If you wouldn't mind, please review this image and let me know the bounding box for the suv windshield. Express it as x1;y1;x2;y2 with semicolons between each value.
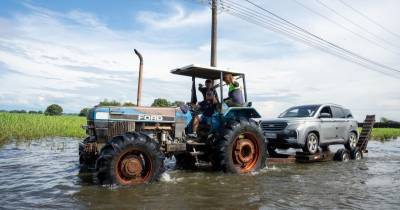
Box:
279;105;320;118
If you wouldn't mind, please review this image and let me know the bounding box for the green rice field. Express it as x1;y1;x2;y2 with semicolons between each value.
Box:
0;113;399;145
0;113;86;144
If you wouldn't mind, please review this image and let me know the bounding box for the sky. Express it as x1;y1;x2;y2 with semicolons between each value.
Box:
0;0;399;121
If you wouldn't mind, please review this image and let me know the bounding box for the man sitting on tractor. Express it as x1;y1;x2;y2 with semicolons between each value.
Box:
199;79;218;101
223;73;244;107
190;90;218;138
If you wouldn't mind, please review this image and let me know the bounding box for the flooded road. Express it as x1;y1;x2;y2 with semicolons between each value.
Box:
0;138;399;209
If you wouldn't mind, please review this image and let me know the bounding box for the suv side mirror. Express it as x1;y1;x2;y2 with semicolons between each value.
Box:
319;113;331;118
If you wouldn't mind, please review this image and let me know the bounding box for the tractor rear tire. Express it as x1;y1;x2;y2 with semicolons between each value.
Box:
96;132;164;185
212;119;267;173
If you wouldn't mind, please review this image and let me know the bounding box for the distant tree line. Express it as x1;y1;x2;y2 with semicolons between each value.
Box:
151;98;185;107
77;98;185;117
0;104;64;116
2;98;186;118
0;110;43;114
358;117;400;128
95;98;185;108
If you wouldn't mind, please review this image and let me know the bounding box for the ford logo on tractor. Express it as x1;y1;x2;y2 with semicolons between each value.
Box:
138;114;163;121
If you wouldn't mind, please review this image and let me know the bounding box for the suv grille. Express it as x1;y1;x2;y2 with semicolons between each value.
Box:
261;122;288;131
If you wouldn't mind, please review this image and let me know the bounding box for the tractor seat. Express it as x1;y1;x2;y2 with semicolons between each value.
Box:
243;102;252;107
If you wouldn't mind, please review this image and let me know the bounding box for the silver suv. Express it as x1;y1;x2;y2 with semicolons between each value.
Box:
260;104;358;154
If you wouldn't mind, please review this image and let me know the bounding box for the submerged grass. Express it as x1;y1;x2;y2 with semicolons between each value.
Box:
0;113;86;145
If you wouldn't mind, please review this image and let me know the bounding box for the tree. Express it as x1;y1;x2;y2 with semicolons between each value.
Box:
123;101;136;106
380;117;389;123
151;98;171;107
45;104;63;116
79;108;90;117
98;99;121;106
171;101;185;107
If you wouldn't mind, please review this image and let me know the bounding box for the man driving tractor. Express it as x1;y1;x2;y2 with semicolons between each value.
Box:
199;79;219;101
190;90;218;138
223;73;244;107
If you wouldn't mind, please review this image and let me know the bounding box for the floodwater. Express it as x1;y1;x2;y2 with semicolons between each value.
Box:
0;138;399;210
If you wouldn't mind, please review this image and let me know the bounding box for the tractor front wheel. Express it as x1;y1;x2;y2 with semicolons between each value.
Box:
212;119;267;173
79;137;98;173
96;132;164;185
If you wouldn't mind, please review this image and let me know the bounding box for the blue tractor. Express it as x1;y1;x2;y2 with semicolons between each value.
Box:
79;65;267;186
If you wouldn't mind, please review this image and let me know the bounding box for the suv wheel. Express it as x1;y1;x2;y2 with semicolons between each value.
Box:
350;148;363;160
345;132;358;150
334;149;350;162
303;132;319;154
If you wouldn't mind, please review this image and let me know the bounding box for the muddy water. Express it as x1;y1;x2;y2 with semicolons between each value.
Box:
0;138;399;210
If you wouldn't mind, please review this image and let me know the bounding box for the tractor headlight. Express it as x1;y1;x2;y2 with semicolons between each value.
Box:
95;112;110;120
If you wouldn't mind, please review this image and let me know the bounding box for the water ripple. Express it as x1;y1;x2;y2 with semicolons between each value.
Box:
0;138;399;209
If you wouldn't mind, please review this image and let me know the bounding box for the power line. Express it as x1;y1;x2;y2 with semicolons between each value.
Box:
241;0;400;74
315;0;400;51
292;0;400;56
219;0;400;78
197;0;400;79
338;0;400;40
227;11;400;78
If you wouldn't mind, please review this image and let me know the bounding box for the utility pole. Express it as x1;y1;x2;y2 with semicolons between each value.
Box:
210;0;217;67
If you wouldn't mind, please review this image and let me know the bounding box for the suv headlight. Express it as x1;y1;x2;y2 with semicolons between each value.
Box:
288;121;306;129
287;130;298;138
287;121;305;126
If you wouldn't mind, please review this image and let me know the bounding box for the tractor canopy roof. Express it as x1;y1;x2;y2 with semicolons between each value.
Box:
170;64;243;80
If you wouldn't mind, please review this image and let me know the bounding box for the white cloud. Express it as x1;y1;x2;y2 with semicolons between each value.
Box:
137;3;210;29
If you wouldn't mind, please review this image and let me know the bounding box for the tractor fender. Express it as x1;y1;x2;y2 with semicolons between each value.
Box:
223;107;262;120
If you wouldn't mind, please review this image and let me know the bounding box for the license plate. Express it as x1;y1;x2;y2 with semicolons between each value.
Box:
265;133;277;139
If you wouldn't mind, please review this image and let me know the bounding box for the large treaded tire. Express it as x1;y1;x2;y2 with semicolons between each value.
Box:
212;119;267;173
96;132;164;185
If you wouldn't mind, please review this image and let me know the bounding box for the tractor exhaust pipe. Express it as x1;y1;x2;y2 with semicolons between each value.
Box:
134;49;143;107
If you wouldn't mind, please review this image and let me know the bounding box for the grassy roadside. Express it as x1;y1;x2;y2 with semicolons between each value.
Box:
0;113;86;145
